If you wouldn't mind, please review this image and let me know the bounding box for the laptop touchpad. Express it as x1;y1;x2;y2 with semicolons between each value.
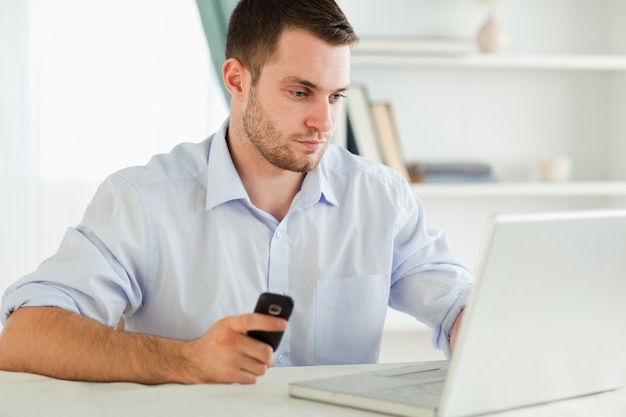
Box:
375;367;448;382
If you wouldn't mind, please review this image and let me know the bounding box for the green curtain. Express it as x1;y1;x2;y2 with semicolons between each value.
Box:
195;0;239;102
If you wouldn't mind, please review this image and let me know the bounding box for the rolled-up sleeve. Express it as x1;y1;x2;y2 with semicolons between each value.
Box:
389;184;473;358
1;174;149;327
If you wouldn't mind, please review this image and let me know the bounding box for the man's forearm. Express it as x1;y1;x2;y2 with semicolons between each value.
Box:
0;307;188;384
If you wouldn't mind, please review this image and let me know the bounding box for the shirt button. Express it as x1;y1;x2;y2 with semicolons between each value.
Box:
276;230;282;239
277;355;285;363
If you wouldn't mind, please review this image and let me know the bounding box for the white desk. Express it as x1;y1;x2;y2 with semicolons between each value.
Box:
0;363;624;417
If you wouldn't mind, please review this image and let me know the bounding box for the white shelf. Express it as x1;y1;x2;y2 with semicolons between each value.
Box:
352;54;626;71
345;0;626;268
411;182;626;198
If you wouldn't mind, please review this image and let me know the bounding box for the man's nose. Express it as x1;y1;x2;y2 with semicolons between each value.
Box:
305;99;333;133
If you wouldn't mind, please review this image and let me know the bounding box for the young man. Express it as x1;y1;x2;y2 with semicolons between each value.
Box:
0;0;472;385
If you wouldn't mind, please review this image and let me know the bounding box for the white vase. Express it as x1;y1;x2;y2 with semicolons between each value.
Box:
477;12;508;54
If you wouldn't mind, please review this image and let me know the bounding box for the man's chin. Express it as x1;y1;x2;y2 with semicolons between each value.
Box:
291;161;320;173
288;156;323;173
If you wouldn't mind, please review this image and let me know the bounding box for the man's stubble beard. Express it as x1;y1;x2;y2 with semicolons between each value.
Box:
242;87;329;173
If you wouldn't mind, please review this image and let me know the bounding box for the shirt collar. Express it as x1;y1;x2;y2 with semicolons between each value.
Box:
298;160;339;208
205;119;248;210
205;118;339;211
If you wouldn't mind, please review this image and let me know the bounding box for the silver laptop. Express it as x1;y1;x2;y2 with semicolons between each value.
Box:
289;210;626;417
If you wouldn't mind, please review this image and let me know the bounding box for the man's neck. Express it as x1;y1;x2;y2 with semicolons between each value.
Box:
226;130;306;222
242;170;305;221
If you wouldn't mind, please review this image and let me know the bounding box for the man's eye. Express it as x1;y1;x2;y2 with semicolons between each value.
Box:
330;93;346;101
291;90;307;98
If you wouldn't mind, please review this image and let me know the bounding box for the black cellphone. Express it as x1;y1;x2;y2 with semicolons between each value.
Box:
247;292;294;351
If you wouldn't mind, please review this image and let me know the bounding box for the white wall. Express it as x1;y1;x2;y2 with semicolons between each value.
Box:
0;0;41;286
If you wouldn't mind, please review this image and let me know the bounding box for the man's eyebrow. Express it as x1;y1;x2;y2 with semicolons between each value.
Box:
281;76;350;92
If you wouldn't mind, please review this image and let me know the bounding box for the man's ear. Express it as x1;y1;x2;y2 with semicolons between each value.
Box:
222;58;247;102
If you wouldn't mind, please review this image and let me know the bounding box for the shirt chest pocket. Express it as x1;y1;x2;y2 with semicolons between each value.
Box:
315;274;389;365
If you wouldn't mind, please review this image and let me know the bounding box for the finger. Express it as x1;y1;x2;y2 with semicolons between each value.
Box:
207;359;263;385
234;351;272;379
227;313;288;334
188;332;272;384
207;324;275;367
212;352;269;384
225;330;275;366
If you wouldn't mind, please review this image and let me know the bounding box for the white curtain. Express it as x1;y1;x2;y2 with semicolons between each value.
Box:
0;0;228;301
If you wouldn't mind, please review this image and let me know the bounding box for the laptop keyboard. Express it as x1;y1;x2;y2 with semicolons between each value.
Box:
377;381;444;407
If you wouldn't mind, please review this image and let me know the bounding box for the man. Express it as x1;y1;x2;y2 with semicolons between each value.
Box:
0;0;472;385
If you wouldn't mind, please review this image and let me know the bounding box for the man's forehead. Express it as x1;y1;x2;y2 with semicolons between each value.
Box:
264;30;351;91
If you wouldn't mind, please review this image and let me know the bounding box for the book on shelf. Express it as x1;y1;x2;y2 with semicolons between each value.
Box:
345;84;383;164
407;161;498;183
370;101;411;181
353;36;474;56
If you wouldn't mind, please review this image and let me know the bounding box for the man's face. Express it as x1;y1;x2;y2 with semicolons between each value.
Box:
241;29;351;173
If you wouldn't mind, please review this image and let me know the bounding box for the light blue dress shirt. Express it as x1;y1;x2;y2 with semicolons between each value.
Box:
2;119;472;364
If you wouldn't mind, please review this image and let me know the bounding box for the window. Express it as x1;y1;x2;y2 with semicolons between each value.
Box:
39;0;228;181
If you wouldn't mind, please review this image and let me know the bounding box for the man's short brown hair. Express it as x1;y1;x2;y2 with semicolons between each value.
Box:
225;0;359;84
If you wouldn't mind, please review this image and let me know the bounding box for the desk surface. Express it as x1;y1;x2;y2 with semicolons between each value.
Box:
0;363;624;417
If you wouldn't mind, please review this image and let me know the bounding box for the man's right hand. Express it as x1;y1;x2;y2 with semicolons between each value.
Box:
179;313;288;384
